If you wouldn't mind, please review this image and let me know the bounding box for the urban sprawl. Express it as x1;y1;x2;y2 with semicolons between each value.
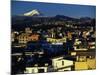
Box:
11;14;96;74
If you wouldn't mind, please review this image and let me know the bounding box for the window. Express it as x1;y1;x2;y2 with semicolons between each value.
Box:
38;69;44;73
32;69;34;73
62;61;64;65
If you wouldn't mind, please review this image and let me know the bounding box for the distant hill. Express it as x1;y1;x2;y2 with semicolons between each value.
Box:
11;14;95;31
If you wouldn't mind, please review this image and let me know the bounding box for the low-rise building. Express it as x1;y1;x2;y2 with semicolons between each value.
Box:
25;66;48;73
74;39;88;51
75;57;96;70
28;34;39;41
88;42;95;50
25;27;32;34
52;57;73;71
17;33;29;44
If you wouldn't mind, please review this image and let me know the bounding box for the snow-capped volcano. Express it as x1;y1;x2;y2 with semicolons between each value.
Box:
24;9;40;16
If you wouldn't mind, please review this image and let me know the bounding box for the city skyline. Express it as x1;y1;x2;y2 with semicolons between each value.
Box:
11;1;96;18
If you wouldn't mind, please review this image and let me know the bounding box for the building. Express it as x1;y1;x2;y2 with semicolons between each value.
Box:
75;57;96;70
47;37;66;44
25;66;48;73
52;57;73;71
11;31;19;42
67;32;72;40
88;41;95;50
17;33;29;44
74;39;88;51
25;27;32;34
28;34;39;41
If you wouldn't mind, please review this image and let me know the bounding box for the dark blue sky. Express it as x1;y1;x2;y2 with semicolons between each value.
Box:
11;1;96;18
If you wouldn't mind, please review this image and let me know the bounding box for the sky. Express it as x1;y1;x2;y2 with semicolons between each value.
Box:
11;1;96;18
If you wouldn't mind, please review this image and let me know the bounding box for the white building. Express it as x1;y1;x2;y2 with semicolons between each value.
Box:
88;42;95;49
25;67;48;73
11;31;19;42
52;57;73;71
74;39;88;51
24;64;48;73
25;27;32;34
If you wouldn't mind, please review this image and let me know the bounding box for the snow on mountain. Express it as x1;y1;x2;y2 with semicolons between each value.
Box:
24;9;40;16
